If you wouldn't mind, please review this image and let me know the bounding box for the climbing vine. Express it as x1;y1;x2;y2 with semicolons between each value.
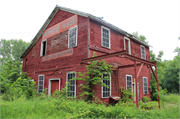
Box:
73;52;113;102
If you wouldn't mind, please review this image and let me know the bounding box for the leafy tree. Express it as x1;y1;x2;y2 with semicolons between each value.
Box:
0;39;30;64
0;39;12;63
161;53;180;93
73;52;113;102
132;31;148;44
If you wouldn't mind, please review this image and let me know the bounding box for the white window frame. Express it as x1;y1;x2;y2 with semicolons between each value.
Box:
143;77;148;95
38;75;44;93
124;37;131;55
126;75;132;91
140;45;146;60
68;26;78;48
66;72;76;98
102;73;111;98
101;26;111;49
40;39;47;57
48;78;61;96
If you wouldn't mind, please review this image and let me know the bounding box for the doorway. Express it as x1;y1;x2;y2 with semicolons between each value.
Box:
48;78;61;96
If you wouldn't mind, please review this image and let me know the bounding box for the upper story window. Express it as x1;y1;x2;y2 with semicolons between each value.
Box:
40;39;47;57
38;75;44;93
101;26;110;49
141;45;146;60
25;59;28;71
102;73;111;98
124;37;131;55
66;72;76;98
143;77;148;95
68;26;78;48
126;75;132;90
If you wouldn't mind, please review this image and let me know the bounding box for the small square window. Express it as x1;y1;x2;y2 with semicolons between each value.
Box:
101;26;110;49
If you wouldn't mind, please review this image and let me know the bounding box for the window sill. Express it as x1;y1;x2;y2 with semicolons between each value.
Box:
101;46;111;50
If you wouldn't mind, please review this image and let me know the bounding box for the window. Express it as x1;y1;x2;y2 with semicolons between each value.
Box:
25;59;28;71
124;37;131;55
68;26;77;48
40;39;47;56
67;72;76;98
38;75;44;93
102;73;111;98
101;26;110;49
141;45;146;60
126;75;132;90
143;77;148;95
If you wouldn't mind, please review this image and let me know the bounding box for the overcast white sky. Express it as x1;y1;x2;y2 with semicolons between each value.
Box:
0;0;180;61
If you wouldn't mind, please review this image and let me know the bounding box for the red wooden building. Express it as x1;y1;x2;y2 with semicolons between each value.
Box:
20;5;160;105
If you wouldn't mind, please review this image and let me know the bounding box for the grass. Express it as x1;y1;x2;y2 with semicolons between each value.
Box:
1;94;180;118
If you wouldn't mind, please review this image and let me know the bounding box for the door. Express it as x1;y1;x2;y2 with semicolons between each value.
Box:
51;80;59;95
48;78;60;96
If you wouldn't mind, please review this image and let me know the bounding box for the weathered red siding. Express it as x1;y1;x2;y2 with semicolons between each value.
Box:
89;19;151;103
22;9;151;104
23;10;89;97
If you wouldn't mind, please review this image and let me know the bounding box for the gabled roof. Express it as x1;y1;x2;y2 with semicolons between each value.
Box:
20;5;150;58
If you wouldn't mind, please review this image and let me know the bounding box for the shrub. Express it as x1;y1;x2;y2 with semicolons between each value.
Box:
119;87;134;103
142;96;150;102
139;101;158;110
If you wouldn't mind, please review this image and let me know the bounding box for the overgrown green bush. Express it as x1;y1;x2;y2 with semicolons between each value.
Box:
1;74;36;101
142;96;150;102
119;87;134;103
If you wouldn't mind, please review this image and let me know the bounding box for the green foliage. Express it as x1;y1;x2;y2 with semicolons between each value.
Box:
73;52;113;102
1;94;180;118
142;96;150;102
1;76;36;101
119;87;134;103
0;39;30;63
139;101;158;110
161;55;180;93
132;31;148;44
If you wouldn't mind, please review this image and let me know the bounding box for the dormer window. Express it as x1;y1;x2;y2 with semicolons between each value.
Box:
141;45;146;60
40;39;47;57
101;26;110;49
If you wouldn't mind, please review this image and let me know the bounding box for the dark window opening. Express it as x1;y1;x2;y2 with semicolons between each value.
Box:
25;59;28;71
42;41;46;56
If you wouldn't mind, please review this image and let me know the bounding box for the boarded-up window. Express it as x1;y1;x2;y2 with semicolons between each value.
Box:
102;26;110;49
67;72;76;98
102;73;111;98
143;77;148;95
126;75;132;90
141;45;146;60
38;75;44;93
68;26;77;48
